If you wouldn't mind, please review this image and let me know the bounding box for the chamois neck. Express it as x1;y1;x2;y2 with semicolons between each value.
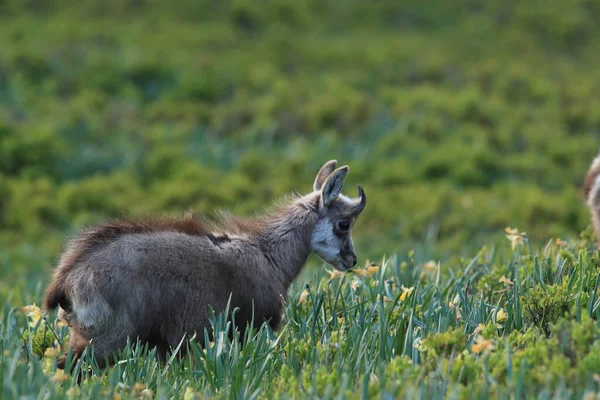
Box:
258;194;320;289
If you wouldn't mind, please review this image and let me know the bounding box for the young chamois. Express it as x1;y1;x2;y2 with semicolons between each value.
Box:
43;160;366;370
585;152;600;246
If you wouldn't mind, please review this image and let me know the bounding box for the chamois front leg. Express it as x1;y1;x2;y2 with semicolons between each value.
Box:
57;329;88;371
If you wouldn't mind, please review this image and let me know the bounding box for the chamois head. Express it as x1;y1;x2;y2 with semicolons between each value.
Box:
310;160;366;271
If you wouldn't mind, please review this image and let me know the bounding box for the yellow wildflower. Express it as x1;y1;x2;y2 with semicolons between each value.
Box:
326;269;345;280
365;265;380;277
51;369;69;383
496;309;507;323
498;276;513;286
44;348;58;358
556;238;567;247
505;227;519;235
399;286;414;301
133;383;146;392
298;289;309;304
471;336;494;354
506;234;523;249
351;269;368;278
505;227;526;250
473;323;485;336
20;304;44;328
421;260;438;272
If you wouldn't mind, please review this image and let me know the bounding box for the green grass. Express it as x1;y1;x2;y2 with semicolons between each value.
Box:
4;232;600;399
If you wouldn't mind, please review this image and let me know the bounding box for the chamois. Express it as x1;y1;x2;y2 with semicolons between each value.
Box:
43;160;366;370
585;153;600;245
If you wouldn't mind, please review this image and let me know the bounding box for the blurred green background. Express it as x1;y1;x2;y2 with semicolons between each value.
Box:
1;0;599;294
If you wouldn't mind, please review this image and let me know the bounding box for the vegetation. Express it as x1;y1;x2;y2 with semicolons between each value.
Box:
2;0;600;398
7;236;600;398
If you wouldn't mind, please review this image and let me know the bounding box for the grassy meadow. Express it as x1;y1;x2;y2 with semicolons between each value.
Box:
2;0;600;398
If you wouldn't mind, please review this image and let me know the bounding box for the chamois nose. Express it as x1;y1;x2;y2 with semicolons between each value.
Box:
350;255;357;267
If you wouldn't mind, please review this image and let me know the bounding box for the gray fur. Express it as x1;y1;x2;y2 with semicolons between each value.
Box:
43;160;366;369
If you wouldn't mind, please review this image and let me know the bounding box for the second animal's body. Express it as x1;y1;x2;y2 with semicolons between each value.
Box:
43;160;366;369
585;153;600;245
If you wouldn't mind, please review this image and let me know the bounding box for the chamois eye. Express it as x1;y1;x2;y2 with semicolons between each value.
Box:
337;221;350;231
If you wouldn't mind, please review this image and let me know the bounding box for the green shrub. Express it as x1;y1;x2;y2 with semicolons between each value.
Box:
521;280;573;337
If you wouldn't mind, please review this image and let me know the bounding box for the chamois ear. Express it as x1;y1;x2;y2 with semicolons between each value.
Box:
321;166;348;207
314;160;338;191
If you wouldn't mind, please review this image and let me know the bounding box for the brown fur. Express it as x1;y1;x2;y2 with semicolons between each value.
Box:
585;154;600;245
43;160;366;374
584;159;600;202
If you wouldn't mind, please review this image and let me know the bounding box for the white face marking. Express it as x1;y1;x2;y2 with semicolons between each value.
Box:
310;219;341;265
